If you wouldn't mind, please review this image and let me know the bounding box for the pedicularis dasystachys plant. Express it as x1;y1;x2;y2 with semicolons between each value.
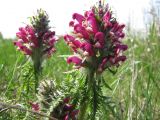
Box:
64;0;128;119
14;9;57;91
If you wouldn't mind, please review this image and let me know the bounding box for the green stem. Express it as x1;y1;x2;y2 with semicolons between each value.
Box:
91;75;97;120
33;58;41;93
78;75;90;120
78;69;96;120
34;72;39;93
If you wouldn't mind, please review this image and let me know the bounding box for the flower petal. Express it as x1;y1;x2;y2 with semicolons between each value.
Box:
87;16;98;34
94;32;105;47
81;42;94;56
74;24;89;39
72;13;85;24
67;56;82;65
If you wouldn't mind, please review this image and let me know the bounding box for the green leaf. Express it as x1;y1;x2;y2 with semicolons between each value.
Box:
108;68;117;75
102;77;112;90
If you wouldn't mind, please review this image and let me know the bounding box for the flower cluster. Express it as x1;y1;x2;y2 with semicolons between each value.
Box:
62;97;79;120
29;101;40;112
14;9;56;58
64;1;127;73
50;97;79;120
14;9;57;91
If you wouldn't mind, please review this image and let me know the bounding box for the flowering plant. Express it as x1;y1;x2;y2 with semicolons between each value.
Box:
14;9;57;91
65;2;127;73
64;1;127;119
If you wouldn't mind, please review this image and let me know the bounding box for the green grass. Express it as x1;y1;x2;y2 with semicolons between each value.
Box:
0;23;160;119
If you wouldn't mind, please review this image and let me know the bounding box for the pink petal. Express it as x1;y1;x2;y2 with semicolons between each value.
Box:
19;27;27;36
29;102;40;112
63;104;73;111
84;10;94;18
64;114;69;120
69;21;74;27
72;13;85;24
14;41;23;47
74;24;89;39
115;44;128;51
94;32;105;47
72;40;81;48
103;11;112;28
49;38;56;46
94;42;102;48
63;97;70;103
43;31;55;40
22;46;32;55
81;42;94;56
64;35;75;42
71;110;79;118
16;32;28;43
47;47;56;57
103;11;111;22
87;16;98;33
111;22;119;32
25;25;35;35
64;35;81;52
67;56;82;65
115;56;126;63
98;58;107;72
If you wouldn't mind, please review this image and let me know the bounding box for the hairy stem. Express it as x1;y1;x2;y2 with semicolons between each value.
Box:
78;69;96;120
91;75;98;120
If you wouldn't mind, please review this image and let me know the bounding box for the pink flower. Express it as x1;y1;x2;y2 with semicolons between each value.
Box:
81;42;94;56
64;114;69;120
64;35;75;42
72;13;85;24
98;58;107;72
115;56;126;63
71;110;79;118
53;98;79;120
14;41;32;55
103;12;112;28
67;56;82;65
48;38;56;46
63;97;70;103
29;102;40;112
21;46;32;55
64;35;81;52
14;25;56;57
87;16;98;33
69;21;74;27
74;24;89;39
14;9;57;60
115;44;128;51
43;31;55;40
45;47;56;58
84;10;94;18
94;32;105;48
64;104;73;111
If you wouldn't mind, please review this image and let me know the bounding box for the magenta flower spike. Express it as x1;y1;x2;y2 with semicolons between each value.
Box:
14;9;57;92
64;1;128;119
64;1;127;73
14;24;56;58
